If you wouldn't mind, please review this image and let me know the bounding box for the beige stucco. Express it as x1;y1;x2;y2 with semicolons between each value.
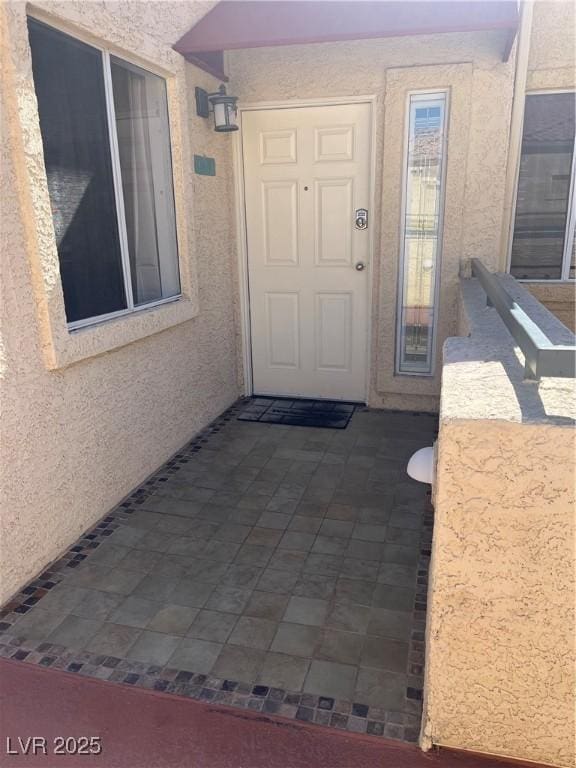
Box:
0;0;242;605
527;283;576;332
229;32;516;412
423;277;576;767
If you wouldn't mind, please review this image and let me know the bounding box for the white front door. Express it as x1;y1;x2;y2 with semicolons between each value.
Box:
242;103;372;401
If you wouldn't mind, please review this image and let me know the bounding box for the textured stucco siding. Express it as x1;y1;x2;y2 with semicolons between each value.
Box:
423;277;575;767
426;419;575;767
229;33;516;412
0;0;241;604
527;283;576;332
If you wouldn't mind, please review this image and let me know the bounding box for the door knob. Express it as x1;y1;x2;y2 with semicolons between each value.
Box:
355;261;366;271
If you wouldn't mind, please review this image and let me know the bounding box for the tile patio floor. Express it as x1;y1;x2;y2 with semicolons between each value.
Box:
1;400;436;742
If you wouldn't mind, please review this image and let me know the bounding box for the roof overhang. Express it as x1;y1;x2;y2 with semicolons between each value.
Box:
174;0;520;81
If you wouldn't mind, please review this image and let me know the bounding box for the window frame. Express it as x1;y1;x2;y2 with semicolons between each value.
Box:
507;88;576;284
28;17;182;331
395;88;450;378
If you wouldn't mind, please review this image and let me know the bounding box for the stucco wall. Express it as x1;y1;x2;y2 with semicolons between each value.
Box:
527;283;575;332
423;277;575;767
0;1;241;605
228;32;516;411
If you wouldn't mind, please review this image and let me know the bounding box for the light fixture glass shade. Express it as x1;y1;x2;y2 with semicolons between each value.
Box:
209;89;238;132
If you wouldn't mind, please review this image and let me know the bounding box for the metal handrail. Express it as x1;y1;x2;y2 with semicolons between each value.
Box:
470;258;576;380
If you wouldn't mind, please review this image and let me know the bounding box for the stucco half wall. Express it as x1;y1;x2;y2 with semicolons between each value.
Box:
0;0;241;605
423;277;575;767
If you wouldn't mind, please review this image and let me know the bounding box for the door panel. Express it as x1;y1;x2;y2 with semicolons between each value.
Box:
243;103;371;401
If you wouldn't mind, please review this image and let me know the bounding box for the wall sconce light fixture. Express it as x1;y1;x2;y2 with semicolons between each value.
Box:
195;85;238;132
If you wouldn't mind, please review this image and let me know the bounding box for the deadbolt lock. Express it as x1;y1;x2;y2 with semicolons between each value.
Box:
355;208;368;230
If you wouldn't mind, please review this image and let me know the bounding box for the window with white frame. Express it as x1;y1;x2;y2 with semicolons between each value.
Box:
510;92;575;281
27;18;180;327
396;92;448;376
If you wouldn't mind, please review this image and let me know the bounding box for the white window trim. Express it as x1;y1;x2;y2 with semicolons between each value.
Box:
395;89;450;378
507;89;576;283
29;18;182;331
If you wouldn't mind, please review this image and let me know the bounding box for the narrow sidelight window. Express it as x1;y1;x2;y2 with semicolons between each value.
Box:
510;92;575;281
27;18;180;327
396;92;447;375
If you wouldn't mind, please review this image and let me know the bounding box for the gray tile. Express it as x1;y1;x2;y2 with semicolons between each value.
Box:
386;527;421;547
123;511;160;531
293;574;336;601
295;501;326;519
212;645;265;682
34;585;89;614
71;590;122;622
188;560;229;584
244;591;289;621
326;603;371;634
311;536;347;556
271;622;320;657
220;565;261;590
361;636;409;673
144;496;200;516
257;568;299;595
352;524;387;542
258;652;310;691
257;512;291;530
381;543;419;565
339;558;379;581
169;638;222;674
372;584;414;611
355;668;406;709
319;520;354;539
48;615;103;650
377;563;417;588
346;540;384;562
133;575;179;602
109;595;161;628
269;549;307;572
205;586;251;614
155;515;195;535
94;568;145;595
67;564;110;589
283;596;328;627
325;504;360;522
237;495;269;511
234;544;274;568
147;604;198;635
134;531;179;553
227;508;261;526
187;610;238;642
335;578;375;607
13;608;68;641
117;549;162;574
89;543;132;567
215;523;252;543
278;531;316;552
303;554;340;576
288;516;322;534
367;608;413;641
229;617;277;650
265;498;298;515
245;528;283;548
127;631;182;665
169;578;215;609
389;510;422;530
304;660;357;700
86;623;141;657
316;630;363;665
203;540;242;563
110;525;148;547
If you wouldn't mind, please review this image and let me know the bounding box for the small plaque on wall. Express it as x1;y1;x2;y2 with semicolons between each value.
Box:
194;155;216;176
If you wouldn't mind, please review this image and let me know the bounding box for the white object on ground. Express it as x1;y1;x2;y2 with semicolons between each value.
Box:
407;446;435;485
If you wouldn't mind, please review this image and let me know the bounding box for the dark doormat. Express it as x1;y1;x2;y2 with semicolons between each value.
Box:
237;397;357;429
